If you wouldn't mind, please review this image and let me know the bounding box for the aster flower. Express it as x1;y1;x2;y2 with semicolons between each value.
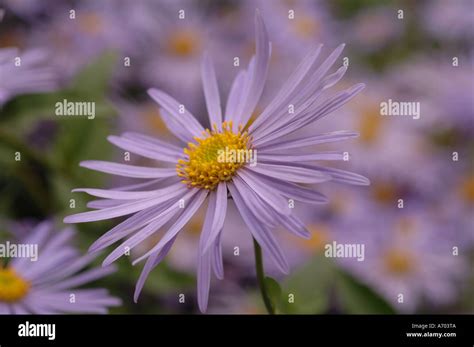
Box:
65;11;368;313
0;221;121;314
137;1;223;114
2;0;59;19
422;0;474;42
333;211;468;312
0;47;57;106
247;0;334;56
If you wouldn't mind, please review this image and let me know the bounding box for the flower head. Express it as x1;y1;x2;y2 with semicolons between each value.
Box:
333;212;468;312
0;221;121;314
177;121;252;190
65;11;368;312
0;47;58;106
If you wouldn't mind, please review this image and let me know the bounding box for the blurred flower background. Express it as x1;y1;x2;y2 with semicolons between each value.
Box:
0;0;472;314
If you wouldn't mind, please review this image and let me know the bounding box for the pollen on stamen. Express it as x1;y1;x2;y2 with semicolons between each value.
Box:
176;121;252;190
0;267;30;302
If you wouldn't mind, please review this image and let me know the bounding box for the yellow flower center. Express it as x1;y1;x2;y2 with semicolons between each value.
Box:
459;175;474;204
371;182;397;205
177;121;252;190
0;267;30;302
358;107;382;144
167;30;200;57
396;217;416;235
142;105;173;139
296;224;330;252
383;249;415;276
78;12;104;36
293;16;320;39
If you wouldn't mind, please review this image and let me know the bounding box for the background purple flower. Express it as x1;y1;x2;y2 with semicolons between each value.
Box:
0;221;121;314
0;47;57;105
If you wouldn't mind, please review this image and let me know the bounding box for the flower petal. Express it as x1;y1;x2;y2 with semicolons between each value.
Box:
64;184;187;223
158;107;194;143
196;193;218;313
248;44;323;133
202;182;227;252
134;236;176;302
238;169;291;216
201;52;222;129
122;132;183;152
225;70;246;121
72;188;168;200
254;83;365;146
132;190;209;265
88;199;179;253
251;44;347;140
309;165;371;186
107;135;179;162
258;130;359;152
87;199;127;209
258;152;346;162
102;202;181;266
47;265;117;291
249;162;332;183
245;172;329;204
148;88;204;136
211;231;224;280
232;11;271;128
232;175;278;227
228;183;289;274
272;212;311;239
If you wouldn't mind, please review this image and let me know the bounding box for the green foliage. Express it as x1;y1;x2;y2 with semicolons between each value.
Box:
279;254;335;314
335;269;396;314
0;52;118;219
264;276;282;312
273;254;396;314
331;0;393;19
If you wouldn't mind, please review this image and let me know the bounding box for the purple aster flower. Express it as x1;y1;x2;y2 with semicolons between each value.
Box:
2;0;59;20
0;47;57;106
0;221;121;314
65;11;368;312
422;0;474;42
333;210;468;312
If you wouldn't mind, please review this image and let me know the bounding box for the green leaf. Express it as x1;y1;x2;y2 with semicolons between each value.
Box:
0;51;117;127
264;276;282;310
0;52;118;218
279;254;336;314
69;51;117;97
336;269;396;314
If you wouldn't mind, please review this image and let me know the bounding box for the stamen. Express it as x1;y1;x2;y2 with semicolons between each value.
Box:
177;121;252;190
0;267;30;302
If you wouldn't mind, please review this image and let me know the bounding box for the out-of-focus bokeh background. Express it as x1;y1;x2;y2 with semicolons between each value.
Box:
0;0;472;314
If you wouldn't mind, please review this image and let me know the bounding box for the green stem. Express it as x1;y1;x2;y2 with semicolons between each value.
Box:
253;238;275;314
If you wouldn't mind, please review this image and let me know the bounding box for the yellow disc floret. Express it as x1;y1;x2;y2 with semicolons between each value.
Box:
0;267;30;302
177;121;252;190
383;249;415;276
167;30;200;57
